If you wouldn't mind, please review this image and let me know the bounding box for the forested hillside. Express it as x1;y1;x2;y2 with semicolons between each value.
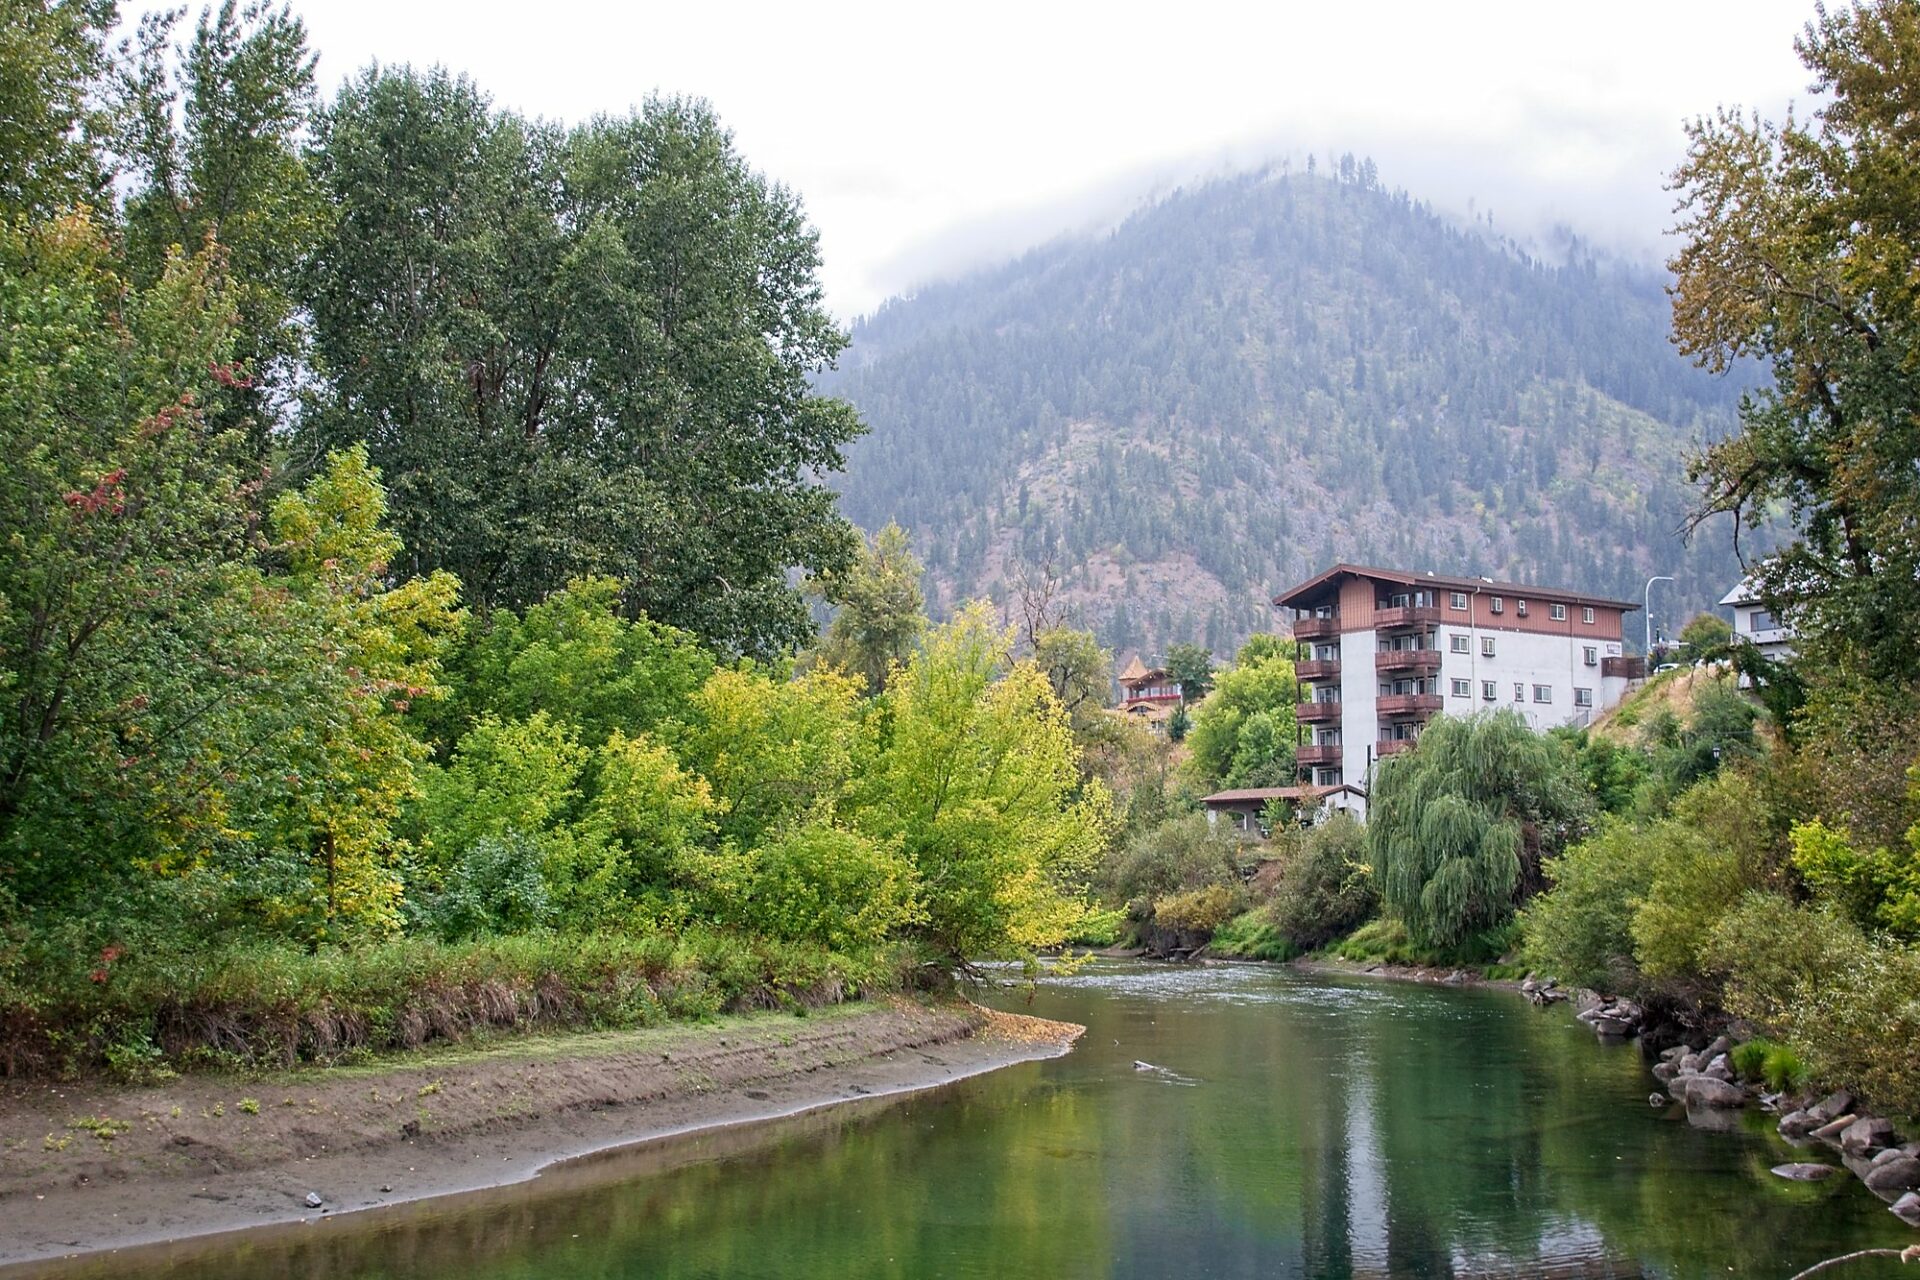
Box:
826;164;1750;653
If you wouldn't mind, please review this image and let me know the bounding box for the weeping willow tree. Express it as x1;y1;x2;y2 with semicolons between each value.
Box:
1367;711;1594;948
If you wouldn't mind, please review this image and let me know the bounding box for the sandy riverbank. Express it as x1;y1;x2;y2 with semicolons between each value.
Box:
0;997;1082;1272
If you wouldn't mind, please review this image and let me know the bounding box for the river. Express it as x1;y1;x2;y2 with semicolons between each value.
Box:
35;962;1913;1279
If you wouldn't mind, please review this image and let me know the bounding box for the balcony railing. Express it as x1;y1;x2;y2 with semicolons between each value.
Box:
1374;649;1442;673
1373;604;1441;630
1297;744;1343;767
1293;615;1340;641
1376;693;1442;717
1601;655;1646;680
1296;658;1341;682
1297;701;1342;724
1376;738;1418;757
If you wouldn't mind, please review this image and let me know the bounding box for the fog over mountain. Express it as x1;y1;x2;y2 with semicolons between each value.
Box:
823;163;1752;655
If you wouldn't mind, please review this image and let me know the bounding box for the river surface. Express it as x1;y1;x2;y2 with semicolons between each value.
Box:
46;963;1915;1279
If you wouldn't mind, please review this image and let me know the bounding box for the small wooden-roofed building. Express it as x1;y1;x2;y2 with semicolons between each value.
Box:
1199;784;1368;836
1117;653;1183;725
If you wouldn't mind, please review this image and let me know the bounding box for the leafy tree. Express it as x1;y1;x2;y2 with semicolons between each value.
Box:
118;0;324;446
442;577;713;750
1031;625;1112;729
1166;702;1190;742
809;522;925;694
0;0;115;218
1185;647;1299;788
1670;0;1920;682
1367;710;1593;948
1164;643;1214;704
725;823;917;953
678;665;865;848
303;72;862;655
1676;612;1733;664
854;603;1109;962
0;209;252;916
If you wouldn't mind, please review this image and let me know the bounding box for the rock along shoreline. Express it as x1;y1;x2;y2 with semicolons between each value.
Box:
0;998;1084;1272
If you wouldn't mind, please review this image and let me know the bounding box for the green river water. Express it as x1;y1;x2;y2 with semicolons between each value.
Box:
36;963;1917;1279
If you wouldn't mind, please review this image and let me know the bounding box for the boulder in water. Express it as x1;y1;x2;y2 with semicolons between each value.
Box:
1770;1163;1838;1181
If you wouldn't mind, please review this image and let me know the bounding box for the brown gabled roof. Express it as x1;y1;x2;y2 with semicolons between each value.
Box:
1118;652;1150;682
1273;563;1641;613
1199;784;1365;805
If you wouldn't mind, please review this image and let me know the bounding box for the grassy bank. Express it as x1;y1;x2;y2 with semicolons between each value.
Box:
0;929;904;1079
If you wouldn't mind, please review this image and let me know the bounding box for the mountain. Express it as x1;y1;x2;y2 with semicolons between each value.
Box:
821;163;1750;656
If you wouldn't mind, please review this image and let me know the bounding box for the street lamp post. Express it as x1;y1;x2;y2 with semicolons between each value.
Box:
1644;575;1674;656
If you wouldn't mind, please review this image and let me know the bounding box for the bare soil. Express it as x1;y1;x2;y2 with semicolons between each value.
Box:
0;998;1083;1271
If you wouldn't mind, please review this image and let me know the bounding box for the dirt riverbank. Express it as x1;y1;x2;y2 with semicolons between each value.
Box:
0;998;1083;1271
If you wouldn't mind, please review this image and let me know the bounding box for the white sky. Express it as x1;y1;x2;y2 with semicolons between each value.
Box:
278;0;1817;320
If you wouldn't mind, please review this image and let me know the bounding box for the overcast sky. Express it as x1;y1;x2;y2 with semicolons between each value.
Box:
273;1;1817;320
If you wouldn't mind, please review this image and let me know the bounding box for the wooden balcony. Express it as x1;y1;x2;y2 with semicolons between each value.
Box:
1296;744;1343;767
1601;655;1646;680
1376;738;1419;757
1296;658;1341;682
1373;604;1441;631
1297;700;1342;725
1292;615;1340;641
1375;649;1442;673
1376;693;1442;717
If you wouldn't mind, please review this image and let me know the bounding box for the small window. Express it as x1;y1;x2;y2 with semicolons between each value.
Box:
1513;682;1525;701
1751;609;1778;632
1481;680;1497;701
1451;678;1471;697
1481;636;1496;658
1516;599;1529;617
1449;591;1468;610
1449;634;1470;654
1582;606;1596;625
1584;646;1598;666
1490;596;1504;615
1550;603;1568;621
1574;687;1594;708
1533;684;1552;703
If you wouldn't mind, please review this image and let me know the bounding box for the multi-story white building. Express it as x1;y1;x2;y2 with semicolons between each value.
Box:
1276;565;1645;800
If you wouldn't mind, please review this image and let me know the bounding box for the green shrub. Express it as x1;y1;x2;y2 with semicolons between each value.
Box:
1153;884;1245;932
1210;911;1296;961
1102;813;1243;905
1764;1043;1809;1093
1729;1039;1770;1080
1264;815;1377;951
1703;893;1920;1114
1519;818;1659;990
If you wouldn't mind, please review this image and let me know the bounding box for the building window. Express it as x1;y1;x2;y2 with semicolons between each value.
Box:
1513;682;1525;701
1449;591;1468;611
1451;678;1471;697
1751;609;1778;632
1482;680;1497;701
1481;636;1496;657
1574;687;1594;708
1533;684;1552;703
1317;768;1340;786
1490;596;1504;615
1449;634;1470;654
1550;603;1568;621
1516;600;1529;617
1584;646;1598;666
1582;606;1595;624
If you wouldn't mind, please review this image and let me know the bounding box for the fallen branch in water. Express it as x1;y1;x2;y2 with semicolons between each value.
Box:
1786;1245;1920;1278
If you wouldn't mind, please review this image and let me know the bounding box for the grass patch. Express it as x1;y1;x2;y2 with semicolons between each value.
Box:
0;928;904;1079
1209;911;1297;962
1323;916;1522;970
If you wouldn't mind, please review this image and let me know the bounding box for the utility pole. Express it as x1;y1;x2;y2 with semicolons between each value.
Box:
1644;575;1674;656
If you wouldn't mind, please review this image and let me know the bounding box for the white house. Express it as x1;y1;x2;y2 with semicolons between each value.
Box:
1718;577;1795;664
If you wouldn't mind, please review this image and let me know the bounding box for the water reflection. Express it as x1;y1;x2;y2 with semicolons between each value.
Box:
16;963;1910;1280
